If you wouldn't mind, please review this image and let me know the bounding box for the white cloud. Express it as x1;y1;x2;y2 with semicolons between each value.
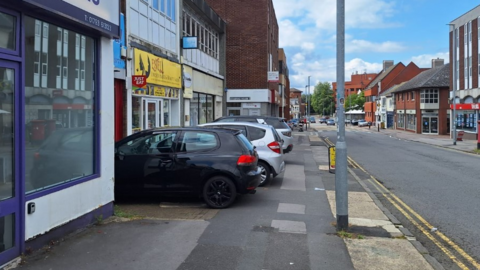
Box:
347;39;407;53
273;0;400;31
301;42;315;51
409;52;449;68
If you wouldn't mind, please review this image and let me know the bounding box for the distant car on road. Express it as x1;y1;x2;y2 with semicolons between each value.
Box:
351;119;359;125
358;119;371;127
326;119;335;126
319;118;327;124
309;116;316;123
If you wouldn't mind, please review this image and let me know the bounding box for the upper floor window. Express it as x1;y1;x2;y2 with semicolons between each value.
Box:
420;89;438;104
410;92;414;100
182;11;219;59
153;0;159;10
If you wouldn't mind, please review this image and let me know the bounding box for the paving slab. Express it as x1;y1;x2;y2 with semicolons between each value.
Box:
326;191;389;220
345;237;434;270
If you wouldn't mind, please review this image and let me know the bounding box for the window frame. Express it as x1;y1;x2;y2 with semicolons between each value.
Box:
0;7;21;56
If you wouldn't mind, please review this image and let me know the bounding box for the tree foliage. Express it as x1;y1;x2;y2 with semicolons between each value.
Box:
345;91;365;111
310;82;335;116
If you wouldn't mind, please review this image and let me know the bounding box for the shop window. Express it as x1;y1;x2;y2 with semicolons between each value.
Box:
397;114;405;128
24;16;96;193
0;11;16;51
407;114;416;130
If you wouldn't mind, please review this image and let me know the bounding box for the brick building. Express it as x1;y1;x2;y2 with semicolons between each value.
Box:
289;88;303;119
279;48;291;119
205;0;281;117
392;62;450;135
332;71;376;110
363;61;427;125
449;5;480;140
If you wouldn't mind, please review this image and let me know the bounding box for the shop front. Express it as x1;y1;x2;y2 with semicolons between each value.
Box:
185;68;224;126
130;49;181;133
421;110;438;134
0;0;118;266
451;103;479;139
226;89;272;116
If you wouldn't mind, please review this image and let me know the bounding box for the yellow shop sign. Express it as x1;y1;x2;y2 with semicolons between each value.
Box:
134;48;181;88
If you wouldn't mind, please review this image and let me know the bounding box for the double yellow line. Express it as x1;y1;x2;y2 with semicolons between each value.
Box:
348;157;480;270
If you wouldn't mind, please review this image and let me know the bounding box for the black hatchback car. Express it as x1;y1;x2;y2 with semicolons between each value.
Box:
114;127;261;208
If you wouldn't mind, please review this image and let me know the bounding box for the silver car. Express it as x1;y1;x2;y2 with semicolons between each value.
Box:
213;116;294;153
199;122;285;186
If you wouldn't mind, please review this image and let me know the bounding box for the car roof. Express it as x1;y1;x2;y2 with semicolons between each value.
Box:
200;122;270;129
137;126;241;135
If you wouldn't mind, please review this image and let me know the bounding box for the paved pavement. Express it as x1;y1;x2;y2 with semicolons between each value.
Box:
10;125;476;270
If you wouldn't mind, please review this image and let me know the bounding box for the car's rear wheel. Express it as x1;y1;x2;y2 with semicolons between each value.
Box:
203;176;237;209
258;161;271;186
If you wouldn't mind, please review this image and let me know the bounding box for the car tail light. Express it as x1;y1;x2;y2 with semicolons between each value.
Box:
267;141;281;154
282;131;292;137
34;152;40;160
237;154;257;166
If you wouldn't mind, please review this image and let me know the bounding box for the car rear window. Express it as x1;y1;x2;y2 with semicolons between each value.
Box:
207;125;247;135
246;126;266;141
236;133;254;152
265;118;289;129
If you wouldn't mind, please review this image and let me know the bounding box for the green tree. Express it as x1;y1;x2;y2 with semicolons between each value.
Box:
311;82;335;116
345;91;366;111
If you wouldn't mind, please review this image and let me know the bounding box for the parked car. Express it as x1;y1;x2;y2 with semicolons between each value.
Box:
358;119;371;127
319;118;327;124
213;116;294;154
30;127;94;190
199;122;285;186
351;119;359;125
326;119;335;126
309;116;316;123
114;127;261;209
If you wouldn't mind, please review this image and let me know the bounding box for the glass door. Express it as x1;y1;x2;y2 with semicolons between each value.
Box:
0;61;21;265
422;117;438;134
422;117;430;133
144;99;157;130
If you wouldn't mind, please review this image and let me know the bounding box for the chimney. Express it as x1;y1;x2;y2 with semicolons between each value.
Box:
383;60;394;71
432;58;444;68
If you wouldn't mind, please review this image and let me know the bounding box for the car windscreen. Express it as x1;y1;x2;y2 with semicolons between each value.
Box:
265;118;289;129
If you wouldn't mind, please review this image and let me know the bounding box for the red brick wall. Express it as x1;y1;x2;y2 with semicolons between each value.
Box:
205;0;279;90
384;63;423;92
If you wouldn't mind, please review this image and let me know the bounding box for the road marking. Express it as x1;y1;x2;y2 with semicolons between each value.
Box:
271;220;307;234
348;157;480;270
281;164;306;191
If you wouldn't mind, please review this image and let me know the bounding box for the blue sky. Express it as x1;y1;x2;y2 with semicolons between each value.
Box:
272;0;477;92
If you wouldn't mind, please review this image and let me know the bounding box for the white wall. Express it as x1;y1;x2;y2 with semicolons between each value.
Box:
25;37;115;239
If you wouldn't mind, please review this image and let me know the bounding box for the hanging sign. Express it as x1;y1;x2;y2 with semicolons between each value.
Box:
132;75;147;94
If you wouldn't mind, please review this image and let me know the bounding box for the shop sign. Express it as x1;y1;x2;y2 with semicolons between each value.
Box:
133;49;181;89
450;103;480;110
242;103;261;108
267;71;279;82
24;0;120;37
230;97;250;100
132;75;147;93
152;86;179;98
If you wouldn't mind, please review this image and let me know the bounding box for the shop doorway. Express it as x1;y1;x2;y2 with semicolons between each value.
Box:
0;60;21;266
143;99;164;130
422;116;438;134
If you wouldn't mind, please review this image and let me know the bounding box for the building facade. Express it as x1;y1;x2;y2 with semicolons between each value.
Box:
289;88;302;119
392;62;450;135
205;0;280;117
449;5;480;140
122;0;182;137
0;0;118;266
332;71;376;110
181;0;226;126
363;61;426;126
278;49;290;119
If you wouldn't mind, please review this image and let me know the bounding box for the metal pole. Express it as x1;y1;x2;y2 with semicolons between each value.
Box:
336;0;348;231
